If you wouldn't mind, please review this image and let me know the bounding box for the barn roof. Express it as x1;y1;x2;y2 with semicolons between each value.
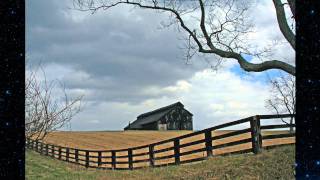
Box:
124;102;192;130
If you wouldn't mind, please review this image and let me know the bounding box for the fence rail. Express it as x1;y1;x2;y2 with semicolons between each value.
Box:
26;114;295;170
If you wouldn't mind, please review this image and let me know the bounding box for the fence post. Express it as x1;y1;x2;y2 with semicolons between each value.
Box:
51;145;55;158
250;115;262;154
128;149;133;170
66;148;69;162
36;141;39;152
40;142;43;155
85;151;89;168
26;139;29;149
58;147;62;159
98;151;102;167
205;130;213;157
257;116;263;149
45;144;49;156
111;151;116;170
75;149;79;163
149;145;155;167
174;139;180;165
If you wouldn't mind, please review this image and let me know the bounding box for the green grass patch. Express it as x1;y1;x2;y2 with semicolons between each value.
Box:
26;145;295;180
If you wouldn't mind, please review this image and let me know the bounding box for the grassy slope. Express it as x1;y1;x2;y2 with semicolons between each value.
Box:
26;145;295;180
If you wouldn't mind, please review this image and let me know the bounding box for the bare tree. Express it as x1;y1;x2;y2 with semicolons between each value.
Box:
25;64;83;141
74;0;295;75
265;72;295;133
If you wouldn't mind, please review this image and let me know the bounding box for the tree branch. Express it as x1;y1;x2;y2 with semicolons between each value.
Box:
287;0;295;18
199;0;214;49
272;0;295;50
75;0;295;75
200;46;295;75
25;63;83;141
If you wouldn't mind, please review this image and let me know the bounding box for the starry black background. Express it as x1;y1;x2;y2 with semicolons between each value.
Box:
0;0;319;179
296;1;320;179
0;0;25;179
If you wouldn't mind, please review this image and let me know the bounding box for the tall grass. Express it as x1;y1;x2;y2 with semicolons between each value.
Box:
26;145;294;180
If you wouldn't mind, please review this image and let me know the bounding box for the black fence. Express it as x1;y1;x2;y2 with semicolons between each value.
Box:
26;114;295;170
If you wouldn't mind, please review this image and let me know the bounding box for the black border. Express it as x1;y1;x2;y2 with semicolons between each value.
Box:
0;0;25;178
296;1;320;179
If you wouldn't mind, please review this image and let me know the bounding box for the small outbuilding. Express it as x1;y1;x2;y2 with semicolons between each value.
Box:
124;102;193;130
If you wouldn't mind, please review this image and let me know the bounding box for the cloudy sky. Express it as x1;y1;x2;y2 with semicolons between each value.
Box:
26;0;295;131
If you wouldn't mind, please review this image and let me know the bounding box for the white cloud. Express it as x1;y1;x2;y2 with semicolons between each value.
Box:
65;68;272;131
176;69;270;130
162;80;192;93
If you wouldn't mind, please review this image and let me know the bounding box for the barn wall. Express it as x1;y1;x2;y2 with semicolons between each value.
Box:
160;106;193;130
141;121;158;130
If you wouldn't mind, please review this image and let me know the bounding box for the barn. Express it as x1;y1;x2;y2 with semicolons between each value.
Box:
124;102;193;130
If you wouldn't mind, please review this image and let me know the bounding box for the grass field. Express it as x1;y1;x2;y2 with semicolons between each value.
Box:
26;144;295;180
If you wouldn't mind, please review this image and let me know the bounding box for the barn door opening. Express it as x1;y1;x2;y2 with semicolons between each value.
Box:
158;123;167;130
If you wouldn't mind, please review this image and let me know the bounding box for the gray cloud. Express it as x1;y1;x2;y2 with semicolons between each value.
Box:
27;0;293;130
27;0;211;104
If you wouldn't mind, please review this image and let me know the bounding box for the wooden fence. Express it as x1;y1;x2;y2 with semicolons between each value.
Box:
26;114;295;170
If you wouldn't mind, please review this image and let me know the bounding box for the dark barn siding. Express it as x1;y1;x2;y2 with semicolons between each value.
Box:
163;106;193;130
124;102;193;130
141;121;158;130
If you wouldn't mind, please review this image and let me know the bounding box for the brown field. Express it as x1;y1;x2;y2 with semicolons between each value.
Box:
40;130;295;169
42;130;193;150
